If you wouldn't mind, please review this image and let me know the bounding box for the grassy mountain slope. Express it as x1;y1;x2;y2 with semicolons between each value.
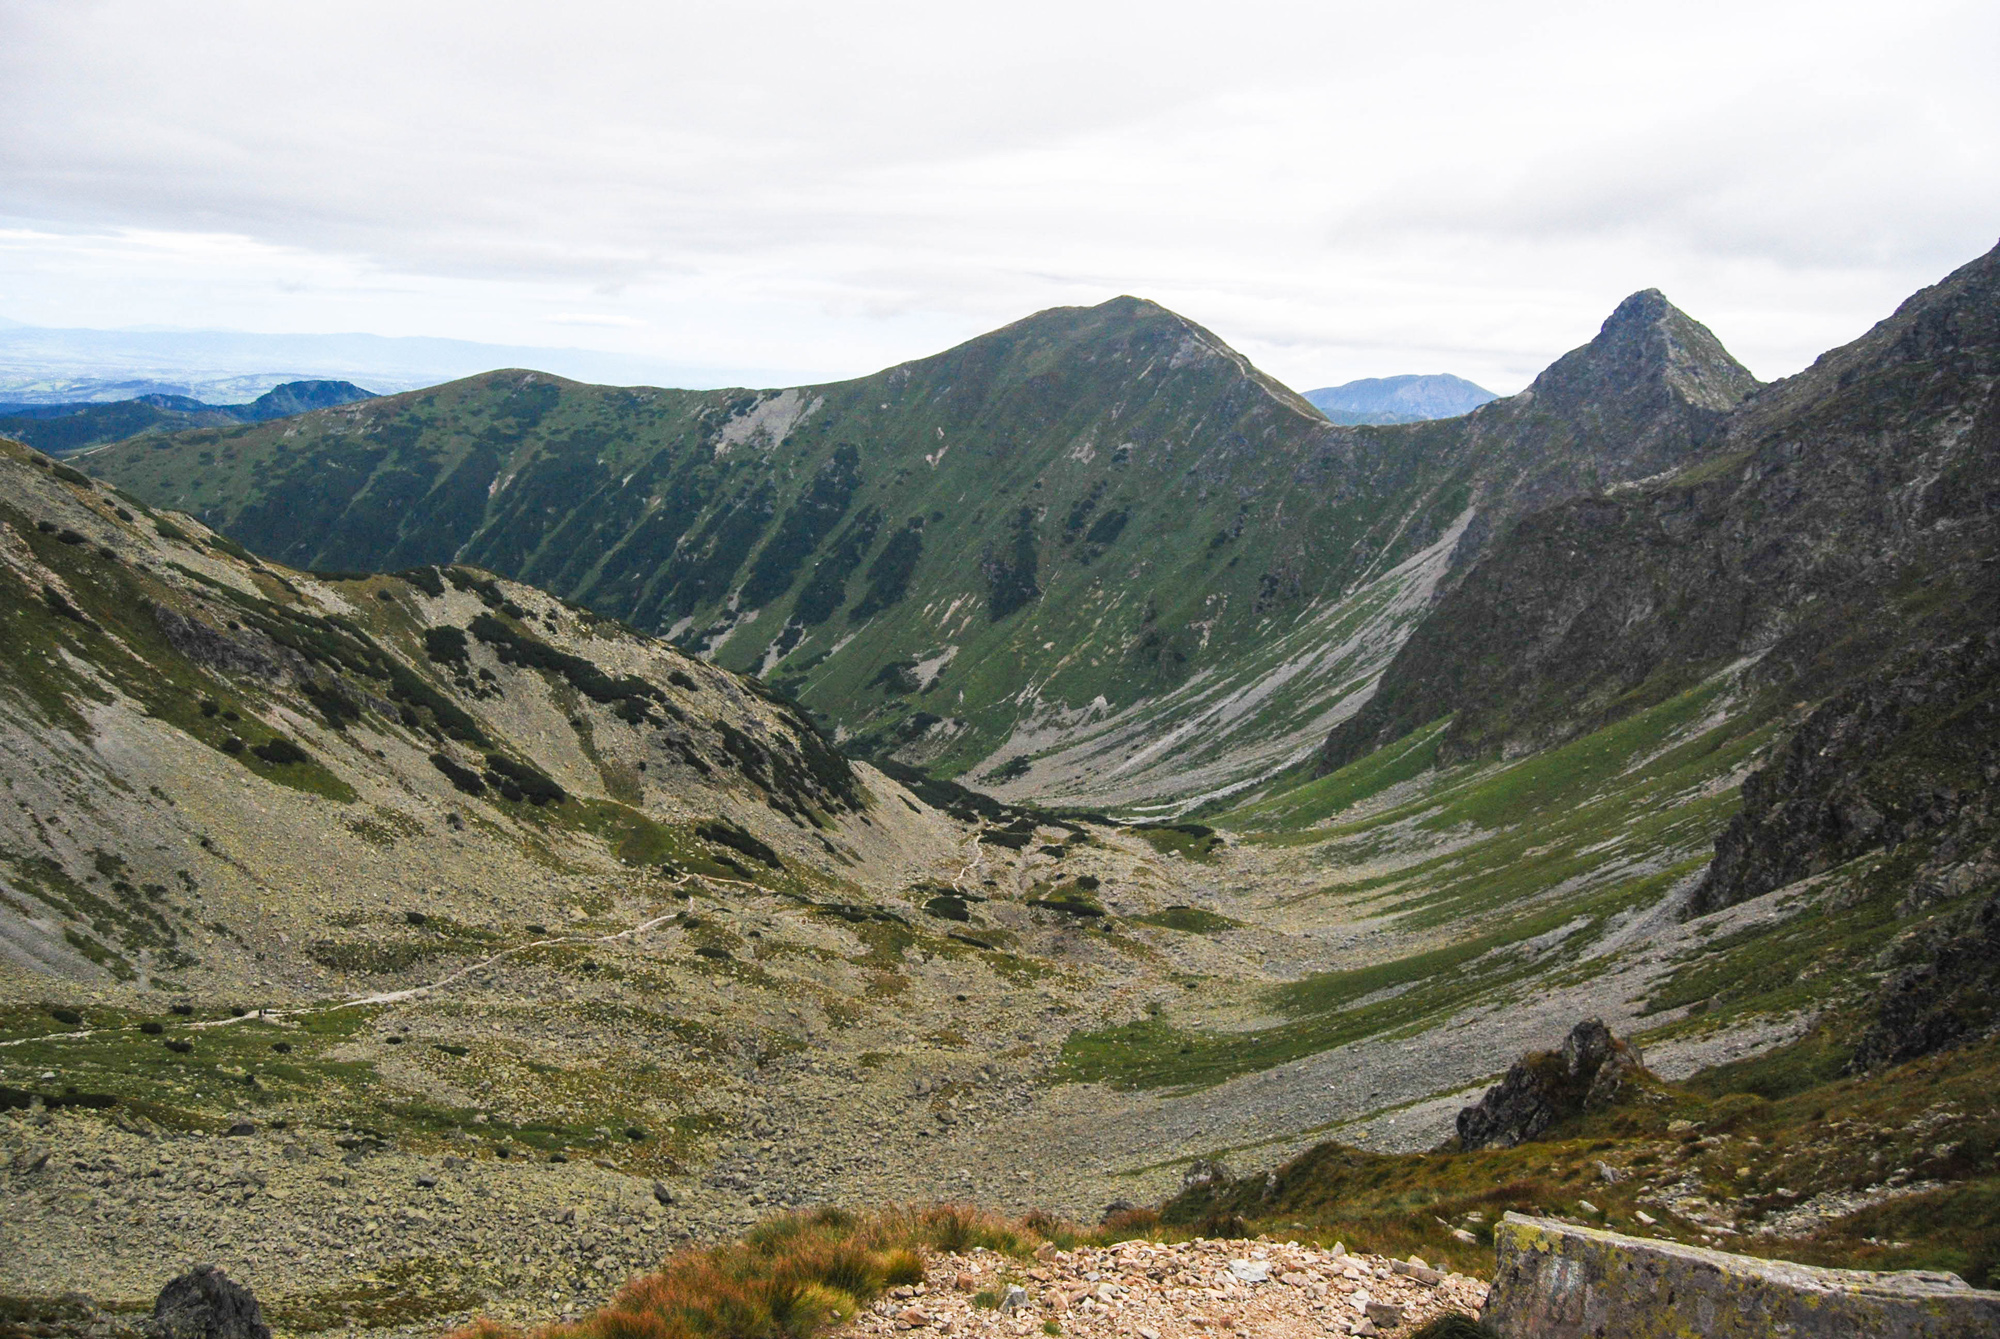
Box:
82;294;1755;806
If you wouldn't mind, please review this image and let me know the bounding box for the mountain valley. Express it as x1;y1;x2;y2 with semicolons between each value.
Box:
5;243;2000;1336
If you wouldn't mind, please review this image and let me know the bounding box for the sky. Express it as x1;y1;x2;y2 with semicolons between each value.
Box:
1;0;1996;394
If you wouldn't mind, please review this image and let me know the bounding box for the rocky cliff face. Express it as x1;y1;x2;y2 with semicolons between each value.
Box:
1850;889;2000;1072
1319;240;2000;774
1691;620;2000;917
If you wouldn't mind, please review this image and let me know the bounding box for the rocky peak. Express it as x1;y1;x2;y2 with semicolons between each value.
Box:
1526;288;1760;419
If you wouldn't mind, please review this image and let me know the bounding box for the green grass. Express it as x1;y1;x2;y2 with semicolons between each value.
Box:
1058;681;1774;1091
1129;824;1224;862
1132;905;1238;934
1220;717;1451;831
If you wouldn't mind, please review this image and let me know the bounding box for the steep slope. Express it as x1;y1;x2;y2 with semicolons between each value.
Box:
0;436;893;988
1303;372;1496;424
83;294;1755;806
1319;242;2000;775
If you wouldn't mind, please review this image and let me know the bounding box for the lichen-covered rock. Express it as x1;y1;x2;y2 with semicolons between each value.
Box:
141;1265;270;1339
1455;1021;1646;1150
1489;1214;2000;1339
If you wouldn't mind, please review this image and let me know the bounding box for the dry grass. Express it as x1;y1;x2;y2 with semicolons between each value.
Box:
447;1206;1049;1339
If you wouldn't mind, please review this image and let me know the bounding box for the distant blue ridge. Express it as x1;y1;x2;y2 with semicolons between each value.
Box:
1302;373;1497;425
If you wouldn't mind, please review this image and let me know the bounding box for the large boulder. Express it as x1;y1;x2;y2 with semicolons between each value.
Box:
141;1266;270;1339
1456;1020;1645;1150
1489;1213;2000;1338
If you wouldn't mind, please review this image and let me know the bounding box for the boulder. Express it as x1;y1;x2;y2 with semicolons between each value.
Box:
1456;1020;1646;1150
1181;1158;1233;1191
142;1266;270;1339
1489;1214;2000;1338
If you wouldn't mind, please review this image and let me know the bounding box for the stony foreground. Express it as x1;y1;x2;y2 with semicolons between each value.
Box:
852;1239;1490;1339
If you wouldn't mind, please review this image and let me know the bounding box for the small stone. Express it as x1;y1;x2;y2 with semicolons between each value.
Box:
1364;1301;1403;1328
1635;1211;1657;1226
1576;1200;1599;1216
652;1181;674;1206
954;1272;976;1291
1450;1229;1478;1244
998;1285;1029;1315
897;1307;928;1326
225;1122;256;1137
1228;1260;1269;1284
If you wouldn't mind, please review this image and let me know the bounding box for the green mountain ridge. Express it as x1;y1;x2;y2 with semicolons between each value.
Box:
81;291;1756;810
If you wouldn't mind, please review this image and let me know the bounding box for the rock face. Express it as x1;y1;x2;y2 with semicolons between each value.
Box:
1455;1021;1645;1150
1319;239;2000;774
1691;623;2000;918
1850;889;2000;1072
142;1266;270;1339
1180;1158;1234;1192
1488;1213;2000;1339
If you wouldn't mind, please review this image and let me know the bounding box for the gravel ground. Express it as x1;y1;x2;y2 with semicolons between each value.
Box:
853;1238;1490;1339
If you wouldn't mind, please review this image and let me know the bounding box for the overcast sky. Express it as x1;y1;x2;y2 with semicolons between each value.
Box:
2;0;1995;393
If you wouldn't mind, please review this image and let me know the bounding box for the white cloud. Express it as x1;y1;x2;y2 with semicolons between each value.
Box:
546;313;647;328
0;0;1993;392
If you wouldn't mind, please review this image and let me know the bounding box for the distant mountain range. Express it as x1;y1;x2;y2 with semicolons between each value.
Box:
82;290;1756;807
0;380;377;454
1302;373;1497;424
0;321;761;405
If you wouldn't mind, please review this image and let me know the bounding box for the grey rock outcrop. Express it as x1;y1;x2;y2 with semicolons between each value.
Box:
1456;1021;1645;1150
1489;1214;2000;1338
1850;889;2000;1072
141;1266;270;1339
1181;1158;1233;1192
1691;624;2000;918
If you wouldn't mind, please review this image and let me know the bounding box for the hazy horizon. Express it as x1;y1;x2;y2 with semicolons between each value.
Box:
3;0;1995;396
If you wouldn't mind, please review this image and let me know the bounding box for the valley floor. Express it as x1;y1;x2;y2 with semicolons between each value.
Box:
6;670;1994;1331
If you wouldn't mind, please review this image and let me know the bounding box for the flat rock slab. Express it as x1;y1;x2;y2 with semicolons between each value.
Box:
1490;1213;2000;1339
